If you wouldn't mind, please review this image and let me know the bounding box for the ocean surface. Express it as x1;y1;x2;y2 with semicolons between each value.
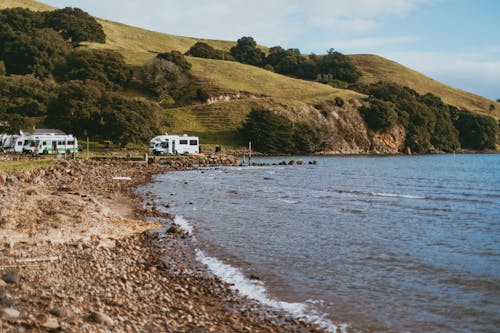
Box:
141;154;500;333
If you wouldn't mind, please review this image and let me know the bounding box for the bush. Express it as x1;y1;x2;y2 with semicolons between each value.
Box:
238;108;294;154
56;49;132;89
157;51;191;72
358;98;398;132
453;110;498;150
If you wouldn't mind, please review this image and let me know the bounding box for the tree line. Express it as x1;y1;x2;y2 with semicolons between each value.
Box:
358;82;498;152
187;37;361;86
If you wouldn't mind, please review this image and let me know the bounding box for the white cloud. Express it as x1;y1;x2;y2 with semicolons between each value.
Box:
381;51;500;99
41;0;435;42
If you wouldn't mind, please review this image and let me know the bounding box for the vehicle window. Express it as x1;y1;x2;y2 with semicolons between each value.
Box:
190;140;198;146
18;142;22;146
42;141;47;146
180;140;188;145
68;141;74;145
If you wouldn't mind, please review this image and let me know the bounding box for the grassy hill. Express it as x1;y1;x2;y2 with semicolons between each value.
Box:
350;54;499;118
2;0;498;150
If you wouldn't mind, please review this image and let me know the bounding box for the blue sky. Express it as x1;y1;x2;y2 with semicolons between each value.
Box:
40;0;499;100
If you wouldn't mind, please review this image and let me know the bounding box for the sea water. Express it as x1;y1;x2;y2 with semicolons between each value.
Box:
141;154;500;332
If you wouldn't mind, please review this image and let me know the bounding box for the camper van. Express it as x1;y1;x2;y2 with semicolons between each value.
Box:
149;134;199;155
22;134;78;155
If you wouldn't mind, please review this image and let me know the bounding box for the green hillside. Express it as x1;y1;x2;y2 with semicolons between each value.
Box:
1;0;498;152
350;54;499;119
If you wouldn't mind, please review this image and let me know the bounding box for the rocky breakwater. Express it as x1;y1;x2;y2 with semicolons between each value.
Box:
0;158;330;332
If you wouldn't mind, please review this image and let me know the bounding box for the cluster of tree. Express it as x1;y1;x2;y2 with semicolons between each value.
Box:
358;83;498;152
187;37;361;85
238;108;320;154
185;42;234;61
0;7;105;77
46;80;160;147
139;51;208;105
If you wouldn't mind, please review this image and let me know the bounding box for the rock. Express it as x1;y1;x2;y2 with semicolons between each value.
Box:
166;225;181;234
3;271;21;284
41;317;60;329
90;311;114;326
1;308;20;319
50;306;74;318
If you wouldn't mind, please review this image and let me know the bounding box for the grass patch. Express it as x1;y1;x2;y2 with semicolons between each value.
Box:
0;158;57;172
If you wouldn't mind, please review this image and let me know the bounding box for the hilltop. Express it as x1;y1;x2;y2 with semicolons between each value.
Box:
1;0;498;153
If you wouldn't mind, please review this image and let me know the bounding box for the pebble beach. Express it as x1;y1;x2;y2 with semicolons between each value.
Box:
0;157;330;332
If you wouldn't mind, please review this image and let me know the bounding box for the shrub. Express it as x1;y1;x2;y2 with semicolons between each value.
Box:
238;108;294;154
358;98;398;132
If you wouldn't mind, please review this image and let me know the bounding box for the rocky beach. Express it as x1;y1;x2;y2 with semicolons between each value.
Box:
0;157;330;332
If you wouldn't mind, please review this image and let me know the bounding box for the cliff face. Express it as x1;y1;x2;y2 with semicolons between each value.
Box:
269;99;404;154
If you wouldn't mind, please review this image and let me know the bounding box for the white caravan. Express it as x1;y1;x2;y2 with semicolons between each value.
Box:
149;134;199;155
22;134;78;155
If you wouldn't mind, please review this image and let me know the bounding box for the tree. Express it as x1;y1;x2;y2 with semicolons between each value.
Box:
3;114;35;134
238;108;294;153
358;98;398;132
186;42;216;59
2;28;70;77
0;61;5;76
46;80;106;136
230;37;265;66
56;49;132;89
45;7;105;46
454;110;497;150
101;94;160;147
0;8;45;34
316;51;361;83
140;58;182;97
0;75;56;116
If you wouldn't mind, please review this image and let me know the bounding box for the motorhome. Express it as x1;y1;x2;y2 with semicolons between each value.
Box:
22;134;78;155
149;134;199;155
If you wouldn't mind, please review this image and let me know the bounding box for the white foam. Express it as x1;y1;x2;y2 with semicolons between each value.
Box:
278;199;300;204
173;215;193;234
196;249;347;332
371;192;425;199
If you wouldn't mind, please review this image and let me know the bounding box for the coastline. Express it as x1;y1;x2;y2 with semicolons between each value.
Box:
0;158;330;332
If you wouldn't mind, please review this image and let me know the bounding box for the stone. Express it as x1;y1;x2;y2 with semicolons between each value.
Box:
1;308;20;319
50;306;74;318
3;271;21;284
90;311;114;326
41;317;60;329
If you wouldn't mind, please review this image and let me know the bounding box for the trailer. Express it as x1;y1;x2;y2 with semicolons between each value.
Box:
149;133;199;155
22;134;78;155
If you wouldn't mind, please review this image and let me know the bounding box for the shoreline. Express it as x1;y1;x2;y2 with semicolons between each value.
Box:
0;157;331;332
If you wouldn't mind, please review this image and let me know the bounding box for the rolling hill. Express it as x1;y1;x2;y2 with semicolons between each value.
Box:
1;0;498;152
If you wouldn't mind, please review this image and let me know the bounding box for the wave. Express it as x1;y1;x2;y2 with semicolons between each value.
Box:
333;189;496;204
278;198;301;204
334;189;426;200
173;215;194;235
196;249;348;333
173;214;347;332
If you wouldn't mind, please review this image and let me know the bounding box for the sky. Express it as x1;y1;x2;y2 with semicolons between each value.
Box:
40;0;499;100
